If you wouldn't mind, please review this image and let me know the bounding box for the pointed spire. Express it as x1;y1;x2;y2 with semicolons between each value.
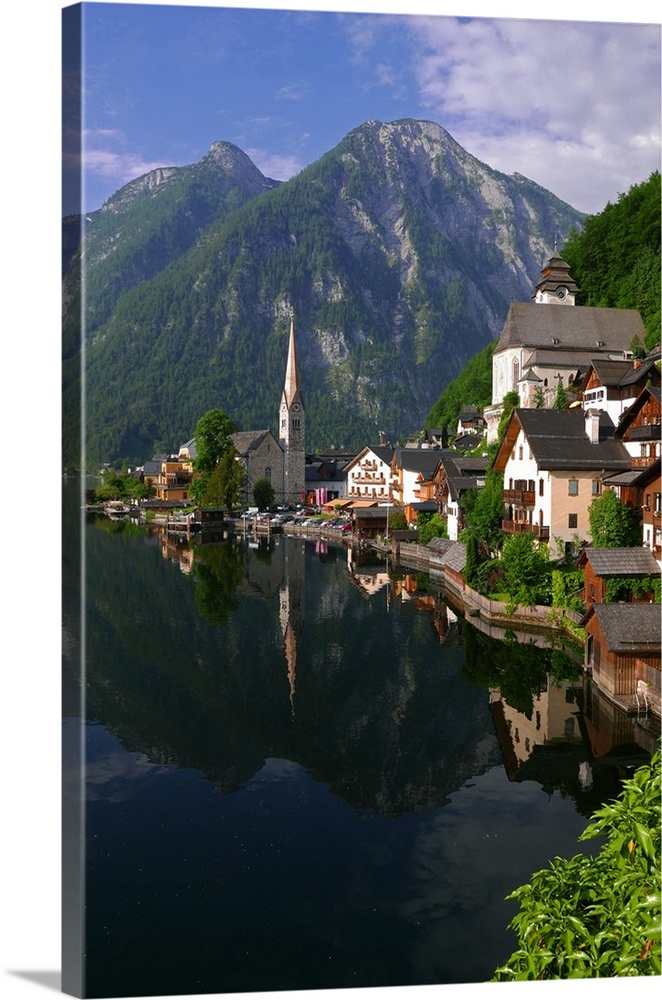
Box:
283;318;300;408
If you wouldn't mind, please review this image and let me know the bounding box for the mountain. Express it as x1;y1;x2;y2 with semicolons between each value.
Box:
63;119;586;468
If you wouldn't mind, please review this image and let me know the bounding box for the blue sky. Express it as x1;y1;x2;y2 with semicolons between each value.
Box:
66;1;661;217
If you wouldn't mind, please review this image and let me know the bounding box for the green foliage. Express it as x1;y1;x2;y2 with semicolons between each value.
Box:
463;532;480;587
253;477;275;510
386;509;407;534
493;748;661;981
553;376;566;409
462;469;505;558
551;568;585;615
497;391;520;444
604;575;661;604
425;339;496;431
501;532;552;607
417;512;448;546
193;409;238;474
563;171;661;349
588;489;642;548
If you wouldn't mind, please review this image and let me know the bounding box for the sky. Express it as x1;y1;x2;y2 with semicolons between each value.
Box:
1;4;661;1000
64;0;662;217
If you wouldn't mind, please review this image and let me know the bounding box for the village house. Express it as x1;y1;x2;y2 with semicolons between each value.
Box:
423;452;489;540
345;445;394;501
579;354;660;425
485;253;646;441
304;455;348;506
612;384;661;468
141;452;196;502
578;547;660;607
492;408;632;559
389;447;442;510
582;603;661;718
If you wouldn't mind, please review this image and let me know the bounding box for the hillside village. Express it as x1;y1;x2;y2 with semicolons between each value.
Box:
105;249;662;724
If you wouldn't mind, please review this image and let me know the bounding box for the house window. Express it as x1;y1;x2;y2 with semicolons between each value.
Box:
656;493;662;514
592;480;601;496
518;445;523;460
539;478;544;497
568;513;578;529
568;479;579;496
513;358;520;388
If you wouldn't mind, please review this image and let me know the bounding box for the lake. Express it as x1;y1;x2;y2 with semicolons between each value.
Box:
61;480;658;998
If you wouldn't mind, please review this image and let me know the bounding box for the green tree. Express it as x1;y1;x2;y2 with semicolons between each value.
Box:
553;375;566;409
417;512;448;546
253;477;275;510
589;489;642;547
493;748;661;980
462;469;505;558
501;531;552;607
464;532;480;588
196;448;245;508
193;408;238;474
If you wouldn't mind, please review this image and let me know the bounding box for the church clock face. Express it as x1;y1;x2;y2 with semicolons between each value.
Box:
556;286;568;300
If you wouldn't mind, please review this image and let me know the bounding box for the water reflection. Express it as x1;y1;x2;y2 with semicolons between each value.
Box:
63;485;661;995
72;507;659;815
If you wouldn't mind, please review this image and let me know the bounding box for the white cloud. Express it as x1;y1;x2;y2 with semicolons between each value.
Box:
405;16;661;212
246;147;304;181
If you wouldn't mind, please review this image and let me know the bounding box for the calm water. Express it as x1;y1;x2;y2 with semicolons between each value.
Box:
62;481;657;998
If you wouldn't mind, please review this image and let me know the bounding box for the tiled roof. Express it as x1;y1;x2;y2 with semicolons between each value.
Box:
582;547;660;577
514;409;631;471
587;603;661;652
230;430;278;455
496;302;645;353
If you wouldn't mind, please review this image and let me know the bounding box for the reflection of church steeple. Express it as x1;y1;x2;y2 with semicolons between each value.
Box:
279;539;306;717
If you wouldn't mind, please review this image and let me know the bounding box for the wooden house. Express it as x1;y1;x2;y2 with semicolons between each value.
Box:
578;547;660;606
613;384;661;468
582;603;661;717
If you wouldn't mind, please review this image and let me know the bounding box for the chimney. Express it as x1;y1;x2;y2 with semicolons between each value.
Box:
585;409;600;444
633;359;642;370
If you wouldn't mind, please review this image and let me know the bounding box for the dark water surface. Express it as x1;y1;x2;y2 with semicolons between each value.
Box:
62;481;657;998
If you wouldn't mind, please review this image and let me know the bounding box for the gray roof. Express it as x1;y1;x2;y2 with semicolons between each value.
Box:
496;301;645;354
393;448;443;477
583;547;660;577
587;603;661;653
230;430;280;456
514;409;631;471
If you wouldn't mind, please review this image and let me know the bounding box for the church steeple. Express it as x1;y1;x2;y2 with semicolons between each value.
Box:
279;319;305;505
533;250;580;305
283;319;300;408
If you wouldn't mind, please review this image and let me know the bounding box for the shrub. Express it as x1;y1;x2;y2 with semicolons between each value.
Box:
492;748;661;980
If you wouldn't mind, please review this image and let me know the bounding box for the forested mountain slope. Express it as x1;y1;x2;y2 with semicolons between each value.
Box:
63;118;586;468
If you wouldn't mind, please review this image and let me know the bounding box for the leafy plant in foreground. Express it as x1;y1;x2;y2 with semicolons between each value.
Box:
492;748;661;980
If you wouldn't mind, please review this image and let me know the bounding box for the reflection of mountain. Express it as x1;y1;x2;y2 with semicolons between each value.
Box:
70;487;656;818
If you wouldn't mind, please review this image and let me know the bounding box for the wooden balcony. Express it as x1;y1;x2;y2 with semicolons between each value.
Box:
502;520;550;541
503;489;536;506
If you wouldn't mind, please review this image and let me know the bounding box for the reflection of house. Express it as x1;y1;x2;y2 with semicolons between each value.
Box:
578;547;660;607
582;603;661;717
487;253;646;440
493;408;631;558
490;678;584;777
345;446;393;501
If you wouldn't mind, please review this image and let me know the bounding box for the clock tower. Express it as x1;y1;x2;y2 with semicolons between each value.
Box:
279;319;305;505
533;248;580;305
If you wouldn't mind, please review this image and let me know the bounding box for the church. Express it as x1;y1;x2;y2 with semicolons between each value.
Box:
230;319;306;506
485;252;647;442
